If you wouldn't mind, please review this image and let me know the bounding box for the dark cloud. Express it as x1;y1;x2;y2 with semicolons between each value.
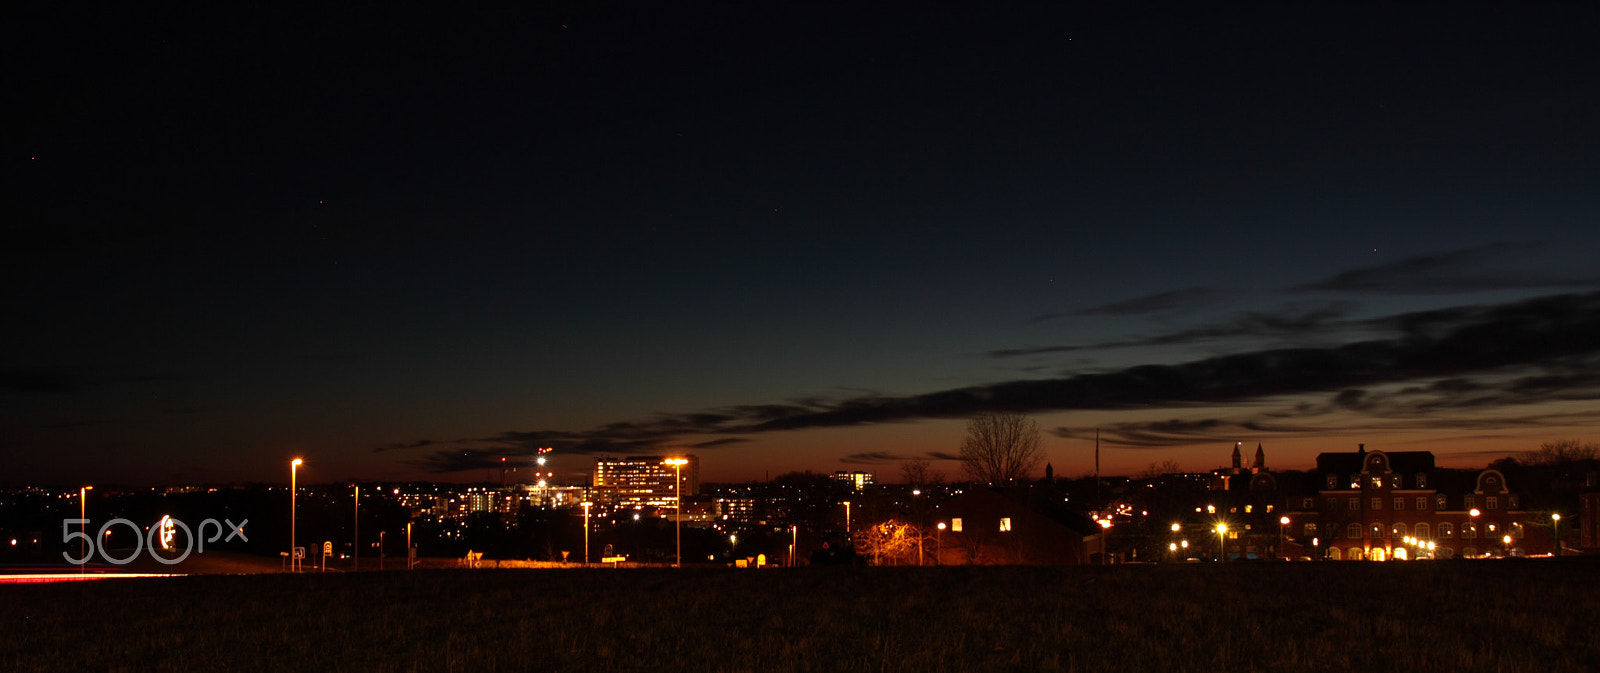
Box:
992;301;1358;358
1295;243;1599;295
404;291;1600;472
411;448;527;474
1068;287;1231;317
925;451;963;461
375;439;435;453
839;451;906;464
689;437;751;449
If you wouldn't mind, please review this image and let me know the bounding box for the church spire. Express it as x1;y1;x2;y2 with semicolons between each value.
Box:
1231;442;1242;470
1254;443;1265;470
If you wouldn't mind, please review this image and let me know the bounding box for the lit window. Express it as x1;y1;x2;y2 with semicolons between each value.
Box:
1439;523;1453;538
1463;523;1476;539
1437;495;1447;509
1417;473;1428;488
951;518;963;532
1371;522;1384;538
1245;505;1253;513
1266;505;1274;512
1303;523;1318;536
1371;477;1383;489
999;518;1012;532
1392;523;1407;537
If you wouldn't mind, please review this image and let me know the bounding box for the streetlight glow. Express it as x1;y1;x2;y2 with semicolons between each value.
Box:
291;458;303;572
581;501;592;564
79;485;92;574
663;458;689;567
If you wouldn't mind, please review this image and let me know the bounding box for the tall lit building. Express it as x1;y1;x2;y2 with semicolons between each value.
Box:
834;471;874;491
593;456;700;508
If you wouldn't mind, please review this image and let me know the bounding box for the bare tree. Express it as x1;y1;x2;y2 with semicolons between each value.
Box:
855;520;917;566
1522;440;1599;466
1139;459;1183;479
900;459;944;487
958;411;1043;485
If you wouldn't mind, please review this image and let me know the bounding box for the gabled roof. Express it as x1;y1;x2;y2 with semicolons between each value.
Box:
1316;450;1435;475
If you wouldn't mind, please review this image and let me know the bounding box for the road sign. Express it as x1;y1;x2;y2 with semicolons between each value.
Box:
293;547;305;559
323;541;332;555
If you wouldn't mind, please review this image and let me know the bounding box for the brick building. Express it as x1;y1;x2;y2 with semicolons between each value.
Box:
1277;445;1549;560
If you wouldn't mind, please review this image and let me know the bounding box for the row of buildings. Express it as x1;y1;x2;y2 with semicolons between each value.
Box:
378;446;1592;565
934;443;1596;564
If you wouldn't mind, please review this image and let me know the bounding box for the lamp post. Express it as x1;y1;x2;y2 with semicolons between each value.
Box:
1098;517;1112;564
352;484;359;572
1216;524;1228;563
1551;513;1561;557
79;485;92;574
291;458;303;572
843;501;852;536
581;501;592;564
1279;516;1290;560
936;522;945;566
663;458;688;567
790;525;798;567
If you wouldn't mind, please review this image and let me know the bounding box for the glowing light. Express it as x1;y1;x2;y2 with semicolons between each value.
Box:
157;515;177;551
1279;516;1290;525
1171;523;1181;532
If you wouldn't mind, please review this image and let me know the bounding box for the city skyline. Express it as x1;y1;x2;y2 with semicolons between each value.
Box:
6;4;1599;486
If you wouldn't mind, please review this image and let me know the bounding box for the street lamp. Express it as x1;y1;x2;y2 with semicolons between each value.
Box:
1551;513;1561;557
352;484;360;572
1279;516;1290;559
1216;524;1228;563
936;522;945;565
79;486;93;574
291;458;303;572
663;458;688;567
1098;517;1112;564
581;501;592;564
843;501;852;536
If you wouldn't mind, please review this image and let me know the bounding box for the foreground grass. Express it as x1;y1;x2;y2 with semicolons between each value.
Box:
4;561;1599;672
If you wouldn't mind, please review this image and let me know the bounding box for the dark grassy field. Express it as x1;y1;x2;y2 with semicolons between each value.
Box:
4;560;1599;672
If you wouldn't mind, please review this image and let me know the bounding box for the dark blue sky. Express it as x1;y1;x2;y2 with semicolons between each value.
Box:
6;3;1599;485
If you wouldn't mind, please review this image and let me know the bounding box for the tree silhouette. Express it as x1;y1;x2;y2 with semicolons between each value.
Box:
958;411;1043;485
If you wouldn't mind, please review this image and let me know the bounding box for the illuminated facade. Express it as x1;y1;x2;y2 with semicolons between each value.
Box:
833;471;875;491
593;455;700;509
1295;446;1543;560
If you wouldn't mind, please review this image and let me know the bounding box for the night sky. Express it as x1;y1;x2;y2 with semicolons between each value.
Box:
7;3;1599;486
